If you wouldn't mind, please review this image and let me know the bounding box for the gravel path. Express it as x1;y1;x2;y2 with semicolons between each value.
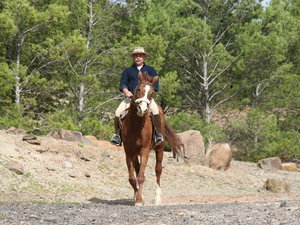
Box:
1;200;299;225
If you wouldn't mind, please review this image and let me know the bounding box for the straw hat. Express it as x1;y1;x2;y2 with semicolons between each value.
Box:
129;47;149;56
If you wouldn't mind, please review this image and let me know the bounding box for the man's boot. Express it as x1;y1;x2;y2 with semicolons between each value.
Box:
110;116;122;146
152;114;164;144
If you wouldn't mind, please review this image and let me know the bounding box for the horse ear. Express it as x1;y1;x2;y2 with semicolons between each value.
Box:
152;76;159;85
138;71;143;82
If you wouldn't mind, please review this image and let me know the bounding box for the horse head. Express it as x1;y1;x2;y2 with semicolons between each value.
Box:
133;71;158;117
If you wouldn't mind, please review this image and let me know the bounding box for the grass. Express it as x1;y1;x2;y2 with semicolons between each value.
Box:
23;172;31;178
19;183;47;193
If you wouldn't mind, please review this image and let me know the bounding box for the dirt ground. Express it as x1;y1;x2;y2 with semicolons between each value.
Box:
1;129;300;206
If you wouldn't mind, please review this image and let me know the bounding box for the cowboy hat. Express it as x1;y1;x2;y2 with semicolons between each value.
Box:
129;47;149;56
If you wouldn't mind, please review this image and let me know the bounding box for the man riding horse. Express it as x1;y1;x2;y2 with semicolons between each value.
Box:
110;47;164;146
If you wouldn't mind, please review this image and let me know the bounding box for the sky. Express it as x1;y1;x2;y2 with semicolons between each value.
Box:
261;0;271;7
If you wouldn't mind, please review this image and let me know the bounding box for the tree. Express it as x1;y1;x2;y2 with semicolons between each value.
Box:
234;0;299;107
230;108;300;162
0;63;14;106
56;0;128;123
0;0;70;106
175;0;261;121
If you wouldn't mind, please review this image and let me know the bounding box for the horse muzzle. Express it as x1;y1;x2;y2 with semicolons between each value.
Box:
136;101;149;117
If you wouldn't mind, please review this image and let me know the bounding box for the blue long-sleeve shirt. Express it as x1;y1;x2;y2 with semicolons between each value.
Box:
119;64;159;93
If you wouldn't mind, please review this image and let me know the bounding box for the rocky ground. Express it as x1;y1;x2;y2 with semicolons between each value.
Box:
0;129;300;224
1;200;300;225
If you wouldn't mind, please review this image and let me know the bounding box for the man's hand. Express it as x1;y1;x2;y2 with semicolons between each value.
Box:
122;88;133;98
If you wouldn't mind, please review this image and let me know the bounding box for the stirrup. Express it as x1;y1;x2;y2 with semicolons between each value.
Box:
154;133;164;144
111;134;122;146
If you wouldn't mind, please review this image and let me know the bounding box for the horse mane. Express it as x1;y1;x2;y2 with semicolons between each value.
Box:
139;71;156;83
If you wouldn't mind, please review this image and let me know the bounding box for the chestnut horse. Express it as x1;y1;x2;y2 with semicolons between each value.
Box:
122;72;184;206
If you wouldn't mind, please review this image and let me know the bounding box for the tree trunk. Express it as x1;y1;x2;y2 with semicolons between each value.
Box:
202;53;211;122
78;0;94;121
79;82;85;119
14;35;24;105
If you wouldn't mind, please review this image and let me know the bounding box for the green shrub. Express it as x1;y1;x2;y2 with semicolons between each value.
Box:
0;104;34;131
41;109;79;134
80;116;114;140
41;109;114;140
230;108;300;162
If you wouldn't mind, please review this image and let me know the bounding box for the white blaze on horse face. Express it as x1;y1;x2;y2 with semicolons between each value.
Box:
136;85;151;116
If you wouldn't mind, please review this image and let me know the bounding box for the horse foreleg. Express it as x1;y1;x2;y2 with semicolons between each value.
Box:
135;151;149;206
126;155;138;201
155;147;163;205
134;156;140;179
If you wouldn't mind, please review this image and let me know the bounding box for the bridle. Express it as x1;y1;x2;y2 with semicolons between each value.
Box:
132;81;153;106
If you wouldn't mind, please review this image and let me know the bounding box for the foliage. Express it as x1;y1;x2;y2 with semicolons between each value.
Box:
0;63;14;101
156;71;181;109
0;0;299;162
40;108;114;139
80;116;114;140
0;104;34;131
41;109;80;134
230;108;300;162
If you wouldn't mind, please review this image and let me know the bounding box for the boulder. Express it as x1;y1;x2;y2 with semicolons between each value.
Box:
48;129;84;143
177;130;205;164
22;134;37;141
7;160;24;175
6;127;27;135
22;134;41;145
83;135;99;147
205;143;232;171
264;178;291;193
281;163;298;171
257;157;282;170
62;161;73;168
25;139;41;145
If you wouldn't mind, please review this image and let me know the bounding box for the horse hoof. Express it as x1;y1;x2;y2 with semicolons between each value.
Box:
155;199;162;205
135;202;144;206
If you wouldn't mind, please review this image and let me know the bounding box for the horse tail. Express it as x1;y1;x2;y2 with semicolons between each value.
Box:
164;122;186;161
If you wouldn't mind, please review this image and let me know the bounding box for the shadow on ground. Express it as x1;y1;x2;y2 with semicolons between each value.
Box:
88;197;134;206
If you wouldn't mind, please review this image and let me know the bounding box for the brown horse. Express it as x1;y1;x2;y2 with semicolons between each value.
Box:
122;71;184;206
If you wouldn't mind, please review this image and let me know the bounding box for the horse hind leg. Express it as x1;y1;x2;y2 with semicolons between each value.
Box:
155;147;163;205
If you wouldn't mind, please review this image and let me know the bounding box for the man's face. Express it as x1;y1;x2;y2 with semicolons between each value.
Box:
132;53;146;66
